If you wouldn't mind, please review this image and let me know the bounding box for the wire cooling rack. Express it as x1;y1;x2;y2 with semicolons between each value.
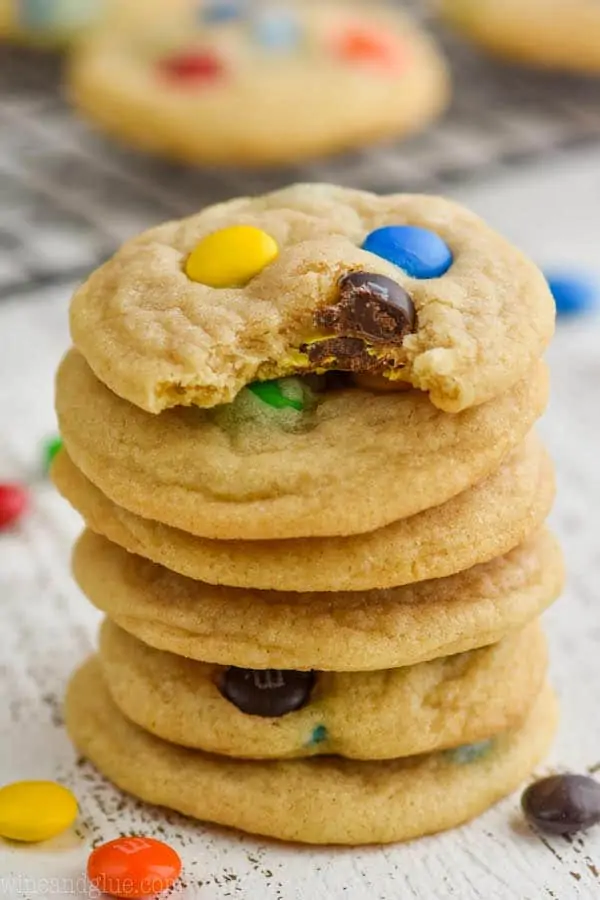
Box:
1;14;600;298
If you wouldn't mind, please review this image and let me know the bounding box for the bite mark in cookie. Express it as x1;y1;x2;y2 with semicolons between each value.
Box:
301;270;415;376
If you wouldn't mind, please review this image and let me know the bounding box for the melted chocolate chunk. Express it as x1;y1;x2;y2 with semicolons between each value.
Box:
522;774;600;835
218;667;315;718
302;336;381;372
316;271;416;344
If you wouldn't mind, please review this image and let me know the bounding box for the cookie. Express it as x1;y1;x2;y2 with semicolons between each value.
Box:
67;4;449;166
68;185;554;415
55;349;549;540
99;619;548;761
66;659;558;845
74;528;563;671
441;0;600;74
54;433;555;593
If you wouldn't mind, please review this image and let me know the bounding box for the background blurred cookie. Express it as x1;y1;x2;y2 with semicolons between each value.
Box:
441;0;600;74
66;0;450;165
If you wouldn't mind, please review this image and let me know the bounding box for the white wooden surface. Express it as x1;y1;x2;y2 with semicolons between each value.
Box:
2;150;600;899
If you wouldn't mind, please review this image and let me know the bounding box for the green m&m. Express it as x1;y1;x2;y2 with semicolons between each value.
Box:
248;380;305;411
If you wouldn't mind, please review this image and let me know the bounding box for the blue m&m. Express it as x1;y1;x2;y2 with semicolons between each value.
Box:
545;271;598;318
447;739;494;765
252;9;301;51
201;1;245;24
362;225;453;279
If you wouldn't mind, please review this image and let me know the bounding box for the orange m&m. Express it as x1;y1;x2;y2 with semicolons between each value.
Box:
334;26;406;72
87;836;182;899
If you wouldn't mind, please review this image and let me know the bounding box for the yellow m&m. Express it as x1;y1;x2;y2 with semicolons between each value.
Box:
0;780;78;842
185;224;279;287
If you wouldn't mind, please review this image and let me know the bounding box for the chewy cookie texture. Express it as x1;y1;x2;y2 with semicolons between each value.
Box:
69;185;554;415
55;184;561;845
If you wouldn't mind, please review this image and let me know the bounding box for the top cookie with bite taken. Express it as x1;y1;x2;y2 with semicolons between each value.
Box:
69;183;555;414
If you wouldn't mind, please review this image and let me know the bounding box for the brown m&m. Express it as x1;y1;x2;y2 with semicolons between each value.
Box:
522;774;600;835
318;271;415;343
218;668;315;718
302;271;415;373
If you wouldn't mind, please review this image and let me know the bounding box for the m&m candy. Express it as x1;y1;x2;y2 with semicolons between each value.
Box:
186;225;279;287
0;780;78;842
219;667;316;717
159;50;224;83
248;380;304;411
545;271;598;318
43;435;63;472
0;483;28;530
87;837;182;899
335;27;404;71
522;774;600;835
362;225;453;279
446;739;494;765
201;0;244;24
252;9;301;51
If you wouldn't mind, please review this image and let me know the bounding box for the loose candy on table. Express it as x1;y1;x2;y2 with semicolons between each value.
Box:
545;271;599;317
0;483;28;530
87;836;182;899
522;774;600;835
185;225;279;287
362;225;453;279
0;780;78;842
42;435;63;472
219;667;316;717
159;50;225;83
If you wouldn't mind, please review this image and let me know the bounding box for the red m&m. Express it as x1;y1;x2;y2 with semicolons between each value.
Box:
0;483;28;530
87;836;182;899
159;50;224;83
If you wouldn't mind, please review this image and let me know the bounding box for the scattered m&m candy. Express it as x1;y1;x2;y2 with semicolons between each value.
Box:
0;780;78;842
42;435;63;472
0;483;28;530
522;774;600;835
186;225;279;287
362;225;453;279
545;271;598;318
87;836;182;899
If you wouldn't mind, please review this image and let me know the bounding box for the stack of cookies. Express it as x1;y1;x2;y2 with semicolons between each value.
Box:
53;184;562;845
